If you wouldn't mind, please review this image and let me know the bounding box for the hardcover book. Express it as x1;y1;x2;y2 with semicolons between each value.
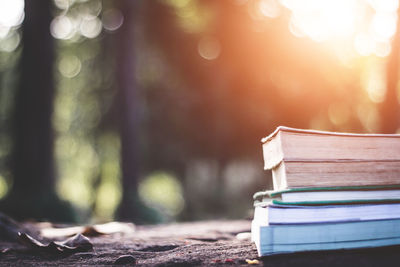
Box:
261;126;400;190
252;218;400;256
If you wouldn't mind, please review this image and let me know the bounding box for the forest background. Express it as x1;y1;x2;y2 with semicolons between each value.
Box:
0;0;399;224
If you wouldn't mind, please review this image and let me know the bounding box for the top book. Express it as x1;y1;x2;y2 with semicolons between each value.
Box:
262;126;400;170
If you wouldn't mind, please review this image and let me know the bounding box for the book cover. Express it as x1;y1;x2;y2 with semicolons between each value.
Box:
252;218;400;256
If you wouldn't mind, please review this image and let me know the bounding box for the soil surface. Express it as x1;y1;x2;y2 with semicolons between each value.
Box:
1;220;400;266
0;220;257;266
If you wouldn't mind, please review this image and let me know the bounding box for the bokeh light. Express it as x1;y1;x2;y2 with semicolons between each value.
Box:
0;0;24;41
0;31;20;52
259;0;281;18
51;16;75;40
54;0;69;10
362;60;386;103
80;16;102;39
51;1;104;41
371;12;397;40
102;8;124;32
139;172;184;217
58;55;82;78
166;0;213;33
0;0;24;28
198;36;221;60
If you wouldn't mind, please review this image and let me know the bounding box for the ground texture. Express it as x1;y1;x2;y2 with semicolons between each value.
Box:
1;220;400;266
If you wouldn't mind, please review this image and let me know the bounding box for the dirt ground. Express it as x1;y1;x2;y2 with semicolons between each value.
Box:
0;220;257;266
1;220;400;266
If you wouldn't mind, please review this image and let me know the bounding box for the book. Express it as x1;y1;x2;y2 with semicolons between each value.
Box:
253;126;400;256
253;203;400;224
253;185;400;205
252;218;400;256
262;126;400;170
255;235;400;256
273;160;400;190
261;126;400;190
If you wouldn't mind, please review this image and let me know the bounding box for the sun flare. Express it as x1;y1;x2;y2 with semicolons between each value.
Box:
278;0;399;57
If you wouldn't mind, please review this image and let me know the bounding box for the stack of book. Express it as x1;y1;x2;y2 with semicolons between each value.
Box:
251;126;400;256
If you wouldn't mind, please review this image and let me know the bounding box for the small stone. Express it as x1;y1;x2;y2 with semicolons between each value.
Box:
236;232;252;240
114;255;137;265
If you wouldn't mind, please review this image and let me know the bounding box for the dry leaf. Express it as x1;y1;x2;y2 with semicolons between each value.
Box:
18;232;93;255
40;222;135;239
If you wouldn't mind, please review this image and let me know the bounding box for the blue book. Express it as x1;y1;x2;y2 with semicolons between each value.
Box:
252;218;400;256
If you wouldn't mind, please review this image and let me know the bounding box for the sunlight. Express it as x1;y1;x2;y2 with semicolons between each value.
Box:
371;12;397;40
283;0;358;41
369;0;398;13
362;59;386;103
279;0;399;57
259;0;281;18
354;33;374;56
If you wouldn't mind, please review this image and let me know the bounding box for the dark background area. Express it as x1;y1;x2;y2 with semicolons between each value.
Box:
0;0;399;224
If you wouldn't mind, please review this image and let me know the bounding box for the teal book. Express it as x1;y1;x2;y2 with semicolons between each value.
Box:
253;185;400;205
252;218;400;256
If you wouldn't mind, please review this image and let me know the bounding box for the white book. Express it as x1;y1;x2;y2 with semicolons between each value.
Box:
281;189;400;202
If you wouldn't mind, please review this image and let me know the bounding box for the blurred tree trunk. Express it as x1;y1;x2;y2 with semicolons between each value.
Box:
0;0;74;222
380;9;400;133
115;0;146;222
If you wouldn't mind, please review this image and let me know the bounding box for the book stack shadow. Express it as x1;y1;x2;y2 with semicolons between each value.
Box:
251;126;400;256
